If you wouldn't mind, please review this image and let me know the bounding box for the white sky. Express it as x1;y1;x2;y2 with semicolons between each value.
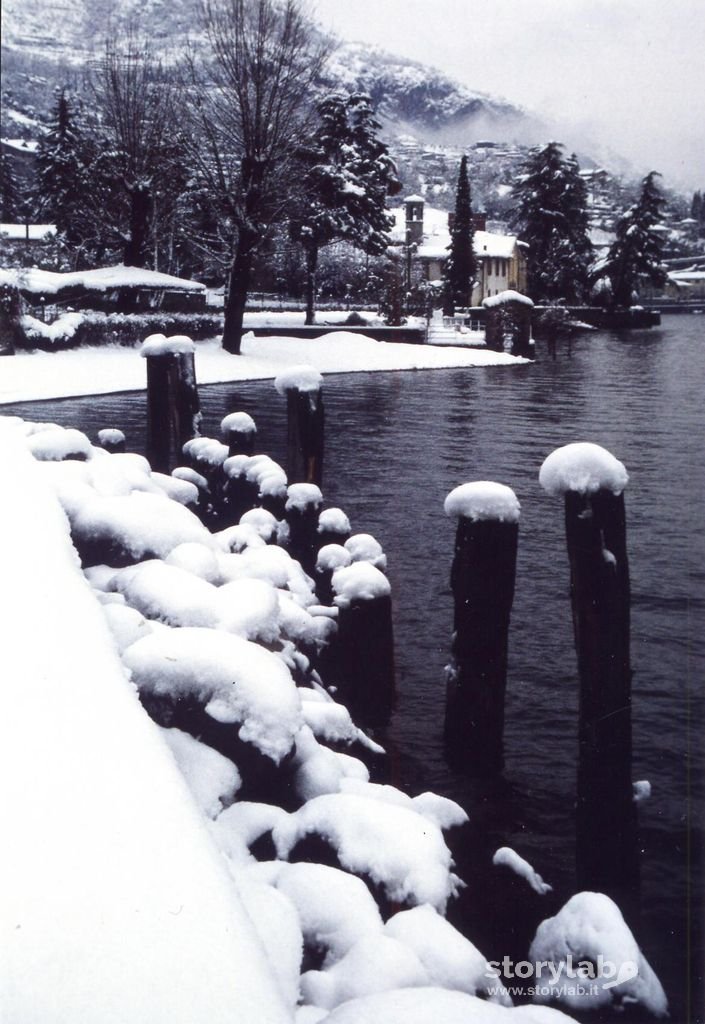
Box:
314;0;705;192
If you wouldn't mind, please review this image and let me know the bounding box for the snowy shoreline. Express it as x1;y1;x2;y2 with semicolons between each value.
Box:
0;331;528;406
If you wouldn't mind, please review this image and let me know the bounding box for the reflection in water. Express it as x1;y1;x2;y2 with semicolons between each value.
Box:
3;317;704;1021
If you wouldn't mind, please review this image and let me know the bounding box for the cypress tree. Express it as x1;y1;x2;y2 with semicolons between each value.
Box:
0;149;21;222
599;171;666;309
510;141;594;303
444;155;476;313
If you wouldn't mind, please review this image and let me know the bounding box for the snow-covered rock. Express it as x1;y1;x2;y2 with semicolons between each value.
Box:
160;726;241;818
384;904;511;1004
492;847;552;895
529;892;668;1015
123;627;302;763
272;793;463;912
315;988;578;1023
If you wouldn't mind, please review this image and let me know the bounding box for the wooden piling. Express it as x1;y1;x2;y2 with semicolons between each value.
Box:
317;508;352;551
221;412;257;456
443;482;520;775
284;484;323;577
142;335;201;475
328;562;395;729
539;443;638;899
97;428;126;454
274;367;325;486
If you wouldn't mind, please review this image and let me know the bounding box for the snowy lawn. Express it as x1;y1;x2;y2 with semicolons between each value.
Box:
0;330;527;405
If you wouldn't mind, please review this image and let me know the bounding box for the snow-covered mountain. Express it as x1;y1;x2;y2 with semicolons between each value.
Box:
1;0;539;145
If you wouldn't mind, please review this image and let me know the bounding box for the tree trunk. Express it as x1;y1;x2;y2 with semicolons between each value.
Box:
223;230;258;355
123;185;151;268
305;244;318;326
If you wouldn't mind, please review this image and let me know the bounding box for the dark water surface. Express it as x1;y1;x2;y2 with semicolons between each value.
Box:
5;316;704;1021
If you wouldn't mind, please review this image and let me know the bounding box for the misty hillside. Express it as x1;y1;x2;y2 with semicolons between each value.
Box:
1;0;540;146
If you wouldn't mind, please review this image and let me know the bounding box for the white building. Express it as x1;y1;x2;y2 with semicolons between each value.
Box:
389;196;528;304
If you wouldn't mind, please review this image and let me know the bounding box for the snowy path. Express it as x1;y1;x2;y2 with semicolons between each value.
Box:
0;331;527;405
0;429;291;1024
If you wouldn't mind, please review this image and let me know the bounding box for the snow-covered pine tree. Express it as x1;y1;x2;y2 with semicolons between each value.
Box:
443;155;476;314
0;149;21;222
599;171;667;309
290;92;400;325
510;142;593;303
33;89;92;246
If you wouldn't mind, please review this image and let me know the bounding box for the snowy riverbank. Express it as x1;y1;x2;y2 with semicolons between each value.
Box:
0;330;527;405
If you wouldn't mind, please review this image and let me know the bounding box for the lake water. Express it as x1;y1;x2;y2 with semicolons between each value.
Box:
5;316;704;1021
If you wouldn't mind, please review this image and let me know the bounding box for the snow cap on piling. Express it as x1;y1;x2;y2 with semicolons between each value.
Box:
539;442;628;497
97;428;125;446
274;365;324;396
182;437;229;466
316;544;352;573
331;562;391;608
318;508;351;536
140;333;196;357
221;412;256;435
285;483;323;512
443;482;520;523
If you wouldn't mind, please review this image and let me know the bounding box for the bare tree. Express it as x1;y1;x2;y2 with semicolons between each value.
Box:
90;31;180;271
186;0;331;353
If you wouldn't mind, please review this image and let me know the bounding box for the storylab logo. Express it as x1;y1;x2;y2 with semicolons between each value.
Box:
486;955;639;996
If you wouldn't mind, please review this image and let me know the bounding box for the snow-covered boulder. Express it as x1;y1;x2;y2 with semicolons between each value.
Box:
528;892;668;1015
272;793;464;912
123;627;302;763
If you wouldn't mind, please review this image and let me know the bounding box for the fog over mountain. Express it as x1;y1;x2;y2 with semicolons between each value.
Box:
2;0;700;192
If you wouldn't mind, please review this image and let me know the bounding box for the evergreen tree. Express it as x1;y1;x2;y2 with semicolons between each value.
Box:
33;89;93;247
0;150;21;222
443;155;476;313
599;171;666;309
290;92;400;325
510;141;593;303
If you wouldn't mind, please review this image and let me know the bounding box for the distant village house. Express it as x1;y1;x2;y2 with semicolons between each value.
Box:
389;196;528;304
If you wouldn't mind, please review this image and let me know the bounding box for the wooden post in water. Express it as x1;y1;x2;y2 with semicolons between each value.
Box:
97;428;126;454
274;367;325;486
329;561;395;729
443;482;520;775
141;334;201;474
314;544;351;605
284;483;323;577
317;508;352;551
221;412;257;456
539;442;639;899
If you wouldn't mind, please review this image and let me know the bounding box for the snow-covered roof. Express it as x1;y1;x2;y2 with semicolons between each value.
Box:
668;270;705;281
1;137;39;153
5;265;206;295
1;223;56;240
404;194;425;203
389;205;522;261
